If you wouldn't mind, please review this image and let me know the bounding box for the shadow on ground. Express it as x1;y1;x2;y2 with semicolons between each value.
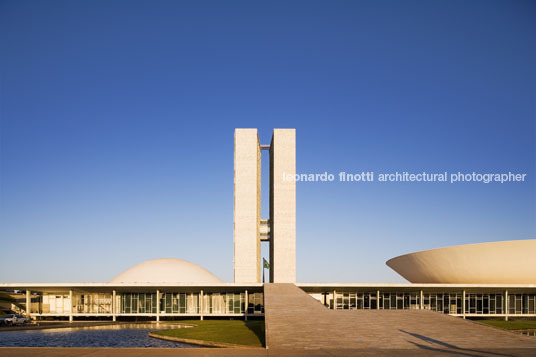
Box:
245;321;265;347
401;330;516;357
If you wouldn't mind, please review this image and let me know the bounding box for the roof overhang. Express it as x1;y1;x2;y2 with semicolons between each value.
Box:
0;282;263;293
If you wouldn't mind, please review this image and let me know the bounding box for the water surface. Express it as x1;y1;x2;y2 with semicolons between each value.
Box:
0;323;198;348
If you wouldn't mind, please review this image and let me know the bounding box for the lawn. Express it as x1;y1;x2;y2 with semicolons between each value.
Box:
478;319;536;330
152;320;265;347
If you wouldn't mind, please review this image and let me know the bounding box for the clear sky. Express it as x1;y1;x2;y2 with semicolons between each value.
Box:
1;0;534;283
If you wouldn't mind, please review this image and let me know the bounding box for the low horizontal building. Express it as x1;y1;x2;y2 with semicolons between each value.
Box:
1;258;535;321
1;258;265;321
302;283;536;318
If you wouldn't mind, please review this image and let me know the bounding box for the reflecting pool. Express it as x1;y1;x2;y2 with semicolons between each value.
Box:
0;323;198;348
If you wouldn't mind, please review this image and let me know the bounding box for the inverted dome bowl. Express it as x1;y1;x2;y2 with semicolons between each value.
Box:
386;239;536;284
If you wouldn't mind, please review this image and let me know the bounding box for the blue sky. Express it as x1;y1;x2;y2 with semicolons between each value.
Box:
1;0;534;283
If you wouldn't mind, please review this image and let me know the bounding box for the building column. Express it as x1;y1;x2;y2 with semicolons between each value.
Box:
420;290;424;310
112;290;116;322
244;290;248;321
200;290;204;321
376;290;380;310
25;290;31;320
156;290;160;322
462;290;466;319
69;290;73;322
332;290;336;310
504;290;509;321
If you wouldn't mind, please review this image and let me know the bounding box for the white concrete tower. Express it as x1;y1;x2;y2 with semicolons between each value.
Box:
233;128;296;284
269;129;296;283
233;129;261;283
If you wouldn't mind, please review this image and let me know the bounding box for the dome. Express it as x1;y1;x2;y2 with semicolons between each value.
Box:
110;258;222;284
386;239;536;284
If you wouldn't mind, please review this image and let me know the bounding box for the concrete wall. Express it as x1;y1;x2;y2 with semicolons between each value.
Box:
234;129;261;283
270;129;296;283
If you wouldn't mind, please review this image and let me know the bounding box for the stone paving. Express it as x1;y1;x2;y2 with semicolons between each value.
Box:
263;283;536;354
3;346;536;356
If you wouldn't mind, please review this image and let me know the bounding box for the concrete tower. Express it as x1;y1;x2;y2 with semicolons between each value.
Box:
269;129;296;283
233;128;296;283
233;129;262;283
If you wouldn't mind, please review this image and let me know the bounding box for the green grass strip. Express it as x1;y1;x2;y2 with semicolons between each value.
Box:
478;319;536;330
153;320;265;347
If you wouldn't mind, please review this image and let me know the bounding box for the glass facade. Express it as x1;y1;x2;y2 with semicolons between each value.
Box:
120;293;157;314
509;294;536;315
117;291;262;315
35;290;263;316
75;293;113;314
248;291;264;314
312;291;536;316
26;288;536;319
382;292;421;310
465;294;502;315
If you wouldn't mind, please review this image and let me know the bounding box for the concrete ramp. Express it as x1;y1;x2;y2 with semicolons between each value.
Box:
264;283;536;353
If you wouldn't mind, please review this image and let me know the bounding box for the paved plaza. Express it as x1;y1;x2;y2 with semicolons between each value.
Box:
2;346;536;356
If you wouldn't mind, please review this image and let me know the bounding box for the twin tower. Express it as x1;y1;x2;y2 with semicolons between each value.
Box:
233;129;296;284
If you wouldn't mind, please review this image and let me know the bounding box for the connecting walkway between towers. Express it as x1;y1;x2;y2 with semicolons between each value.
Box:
263;283;536;353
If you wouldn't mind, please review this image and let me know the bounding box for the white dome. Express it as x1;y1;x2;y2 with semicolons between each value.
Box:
110;258;222;284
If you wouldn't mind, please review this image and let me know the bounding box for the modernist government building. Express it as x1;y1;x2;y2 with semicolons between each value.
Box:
2;129;535;321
